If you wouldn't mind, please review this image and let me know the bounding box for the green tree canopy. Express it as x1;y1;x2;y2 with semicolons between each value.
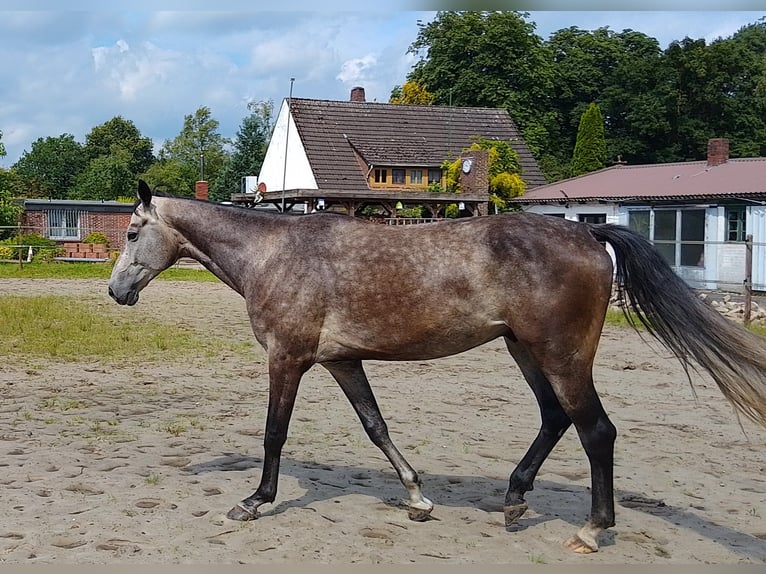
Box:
571;102;607;175
0;169;23;238
209;100;274;202
70;148;135;201
0;129;6;158
13;134;86;199
84;116;155;175
141;156;198;198
160;106;229;196
406;11;556;160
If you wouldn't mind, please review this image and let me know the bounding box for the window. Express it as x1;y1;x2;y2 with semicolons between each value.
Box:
628;210;650;238
374;169;387;184
578;213;606;224
392;169;405;184
679;209;704;266
654;210;677;265
48;209;81;240
633;208;705;267
409;170;423;185
726;206;747;241
427;169;442;184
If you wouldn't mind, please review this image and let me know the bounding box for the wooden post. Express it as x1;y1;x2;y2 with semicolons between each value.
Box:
745;234;753;326
16;223;22;270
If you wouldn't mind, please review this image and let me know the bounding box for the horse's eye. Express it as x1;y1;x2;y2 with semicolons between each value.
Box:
127;231;138;242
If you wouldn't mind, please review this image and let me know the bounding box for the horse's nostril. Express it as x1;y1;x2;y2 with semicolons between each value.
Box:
108;286;115;299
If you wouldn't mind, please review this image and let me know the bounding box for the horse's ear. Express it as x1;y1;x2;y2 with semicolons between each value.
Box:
137;179;152;207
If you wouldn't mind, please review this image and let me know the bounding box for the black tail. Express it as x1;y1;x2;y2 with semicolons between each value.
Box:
590;223;766;428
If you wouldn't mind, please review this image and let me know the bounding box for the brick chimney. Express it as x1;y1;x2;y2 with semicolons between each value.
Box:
350;86;366;102
707;138;729;167
459;149;489;196
195;180;209;201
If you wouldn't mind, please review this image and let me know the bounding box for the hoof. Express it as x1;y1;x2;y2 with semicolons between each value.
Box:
226;503;258;521
407;506;433;522
564;534;598;554
503;502;528;527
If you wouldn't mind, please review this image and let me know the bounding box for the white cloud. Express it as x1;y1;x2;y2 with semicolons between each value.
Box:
336;54;377;84
92;40;182;101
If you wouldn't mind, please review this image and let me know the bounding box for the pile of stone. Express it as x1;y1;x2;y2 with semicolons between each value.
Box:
608;289;766;326
698;293;766;325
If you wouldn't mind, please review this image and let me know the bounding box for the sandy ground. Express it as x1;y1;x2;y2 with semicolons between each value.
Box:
0;277;765;565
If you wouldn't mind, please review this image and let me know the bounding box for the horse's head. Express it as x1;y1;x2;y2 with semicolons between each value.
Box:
108;180;182;306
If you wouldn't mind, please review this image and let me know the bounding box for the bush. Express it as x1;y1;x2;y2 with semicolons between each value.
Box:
83;231;110;246
0;234;64;262
0;240;14;260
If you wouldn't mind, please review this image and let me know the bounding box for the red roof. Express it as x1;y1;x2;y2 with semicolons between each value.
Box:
512;157;766;204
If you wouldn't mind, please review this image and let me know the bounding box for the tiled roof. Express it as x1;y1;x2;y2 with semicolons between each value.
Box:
510;158;766;204
288;97;548;193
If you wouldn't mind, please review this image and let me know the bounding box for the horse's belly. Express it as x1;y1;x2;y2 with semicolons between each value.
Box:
315;318;509;362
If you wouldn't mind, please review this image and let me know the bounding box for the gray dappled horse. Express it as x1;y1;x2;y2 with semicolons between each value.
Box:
109;180;766;553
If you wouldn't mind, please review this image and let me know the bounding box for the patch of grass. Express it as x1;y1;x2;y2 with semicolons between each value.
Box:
162;419;187;437
747;323;766;338
145;473;162;485
0;294;212;361
604;307;639;328
40;397;87;411
84;420;136;443
0;261;217;282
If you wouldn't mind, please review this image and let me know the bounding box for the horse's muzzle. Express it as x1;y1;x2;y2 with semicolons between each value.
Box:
108;285;139;306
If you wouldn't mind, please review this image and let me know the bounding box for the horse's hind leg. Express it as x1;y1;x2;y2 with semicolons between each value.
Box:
520;341;617;553
503;338;572;526
322;360;433;521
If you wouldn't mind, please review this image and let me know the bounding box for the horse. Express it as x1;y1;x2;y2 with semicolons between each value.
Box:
108;179;766;554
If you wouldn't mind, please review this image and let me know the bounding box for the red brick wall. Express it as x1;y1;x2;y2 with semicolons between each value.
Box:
80;212;132;250
20;210;132;250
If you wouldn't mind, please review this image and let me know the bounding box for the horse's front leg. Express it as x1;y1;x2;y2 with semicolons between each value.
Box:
322;360;433;521
227;353;308;521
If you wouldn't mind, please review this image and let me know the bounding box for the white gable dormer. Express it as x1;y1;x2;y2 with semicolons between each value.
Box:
257;98;318;192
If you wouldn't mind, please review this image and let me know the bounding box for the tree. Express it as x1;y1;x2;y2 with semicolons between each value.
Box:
209;100;274;202
161;107;229;195
405;12;556;161
0;129;6;158
70;148;135;201
389;81;435;105
545;26;631;176
661;22;766;162
13;134;87;199
601;30;674;165
141;155;198;198
84;116;154;175
0;169;22;238
546;26;673;168
571;102;607;175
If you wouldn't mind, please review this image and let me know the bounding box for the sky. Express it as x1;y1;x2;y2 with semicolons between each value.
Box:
1;10;764;168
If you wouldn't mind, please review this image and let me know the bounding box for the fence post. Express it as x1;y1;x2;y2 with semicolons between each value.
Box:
16;223;23;270
745;234;753;326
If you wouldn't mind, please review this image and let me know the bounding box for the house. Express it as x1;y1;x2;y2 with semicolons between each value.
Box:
21;199;134;258
509;138;766;291
231;87;546;218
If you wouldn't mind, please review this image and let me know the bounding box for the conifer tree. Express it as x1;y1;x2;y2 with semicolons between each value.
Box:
571;102;607;176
